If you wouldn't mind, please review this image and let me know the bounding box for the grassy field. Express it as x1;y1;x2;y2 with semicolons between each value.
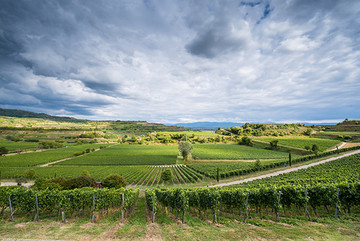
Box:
255;137;341;151
0;144;108;167
192;144;291;159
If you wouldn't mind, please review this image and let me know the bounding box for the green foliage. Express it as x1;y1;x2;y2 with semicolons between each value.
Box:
161;169;173;184
103;174;128;188
81;169;91;176
254;160;261;171
25;169;35;178
312;144;319;154
239;136;253;146
0;146;9;156
38;141;63;149
269;140;279;150
304;128;313;136
66;176;96;189
178;141;193;160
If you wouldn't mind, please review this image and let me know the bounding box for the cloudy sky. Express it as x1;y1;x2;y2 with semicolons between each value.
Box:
1;0;359;124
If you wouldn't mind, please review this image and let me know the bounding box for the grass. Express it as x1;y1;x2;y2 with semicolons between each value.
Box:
0;193;359;240
255;137;341;151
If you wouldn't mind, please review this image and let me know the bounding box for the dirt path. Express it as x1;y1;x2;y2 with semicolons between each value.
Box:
331;142;346;151
213;150;360;187
0;182;33;187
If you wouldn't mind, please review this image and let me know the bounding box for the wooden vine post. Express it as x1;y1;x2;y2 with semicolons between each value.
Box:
243;193;249;223
213;196;218;224
151;193;155;223
35;194;39;222
121;192;125;223
275;191;281;222
91;193;96;223
305;189;308;221
182;195;186;224
335;188;339;220
8;194;13;221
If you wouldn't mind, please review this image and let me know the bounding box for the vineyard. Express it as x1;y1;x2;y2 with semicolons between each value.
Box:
192;144;291;159
0;144;109;167
255;137;341;151
146;153;360;224
0;186;139;222
57;144;178;166
1;165;204;185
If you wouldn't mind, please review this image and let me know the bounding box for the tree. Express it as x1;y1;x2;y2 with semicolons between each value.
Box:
103;174;128;188
304;128;313;136
254;160;261;171
161;169;173;184
178;141;193;162
25;169;35;178
269;140;279;150
216;168;220;183
312;144;319;155
288;153;292;167
0;147;8;156
239;136;253;146
81;170;91;176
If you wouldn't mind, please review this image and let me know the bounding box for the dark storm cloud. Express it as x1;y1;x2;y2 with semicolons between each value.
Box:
186;18;250;58
0;0;359;123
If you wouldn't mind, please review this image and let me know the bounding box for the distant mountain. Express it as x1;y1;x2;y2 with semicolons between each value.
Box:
174;122;245;130
174;121;338;130
0;108;87;123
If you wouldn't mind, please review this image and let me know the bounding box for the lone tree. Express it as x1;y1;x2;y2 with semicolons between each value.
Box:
269;140;279;150
0;147;8;156
161;169;173;184
178;141;193;163
312;144;319;155
288;153;292;166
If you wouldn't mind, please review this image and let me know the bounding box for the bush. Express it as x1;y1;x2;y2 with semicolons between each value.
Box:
66;176;96;189
25;169;35;178
103;174;128;188
38;141;63;149
239;136;253;146
0;147;9;156
73;151;83;156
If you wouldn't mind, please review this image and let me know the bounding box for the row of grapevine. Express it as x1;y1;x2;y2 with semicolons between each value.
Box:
188;146;360;179
0;187;139;221
146;183;360;223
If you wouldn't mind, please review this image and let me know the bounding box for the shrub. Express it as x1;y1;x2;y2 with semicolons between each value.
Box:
25;169;35;178
0;147;9;156
66;176;96;189
103;174;128;188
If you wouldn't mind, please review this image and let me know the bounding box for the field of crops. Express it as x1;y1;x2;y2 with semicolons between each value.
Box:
0;139;38;152
192;144;290;159
188;159;285;178
1;164;203;185
255;137;341;151
237;153;360;188
58;144;178;166
0;144;108;167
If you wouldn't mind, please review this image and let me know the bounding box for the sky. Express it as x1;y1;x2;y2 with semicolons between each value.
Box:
0;0;359;124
